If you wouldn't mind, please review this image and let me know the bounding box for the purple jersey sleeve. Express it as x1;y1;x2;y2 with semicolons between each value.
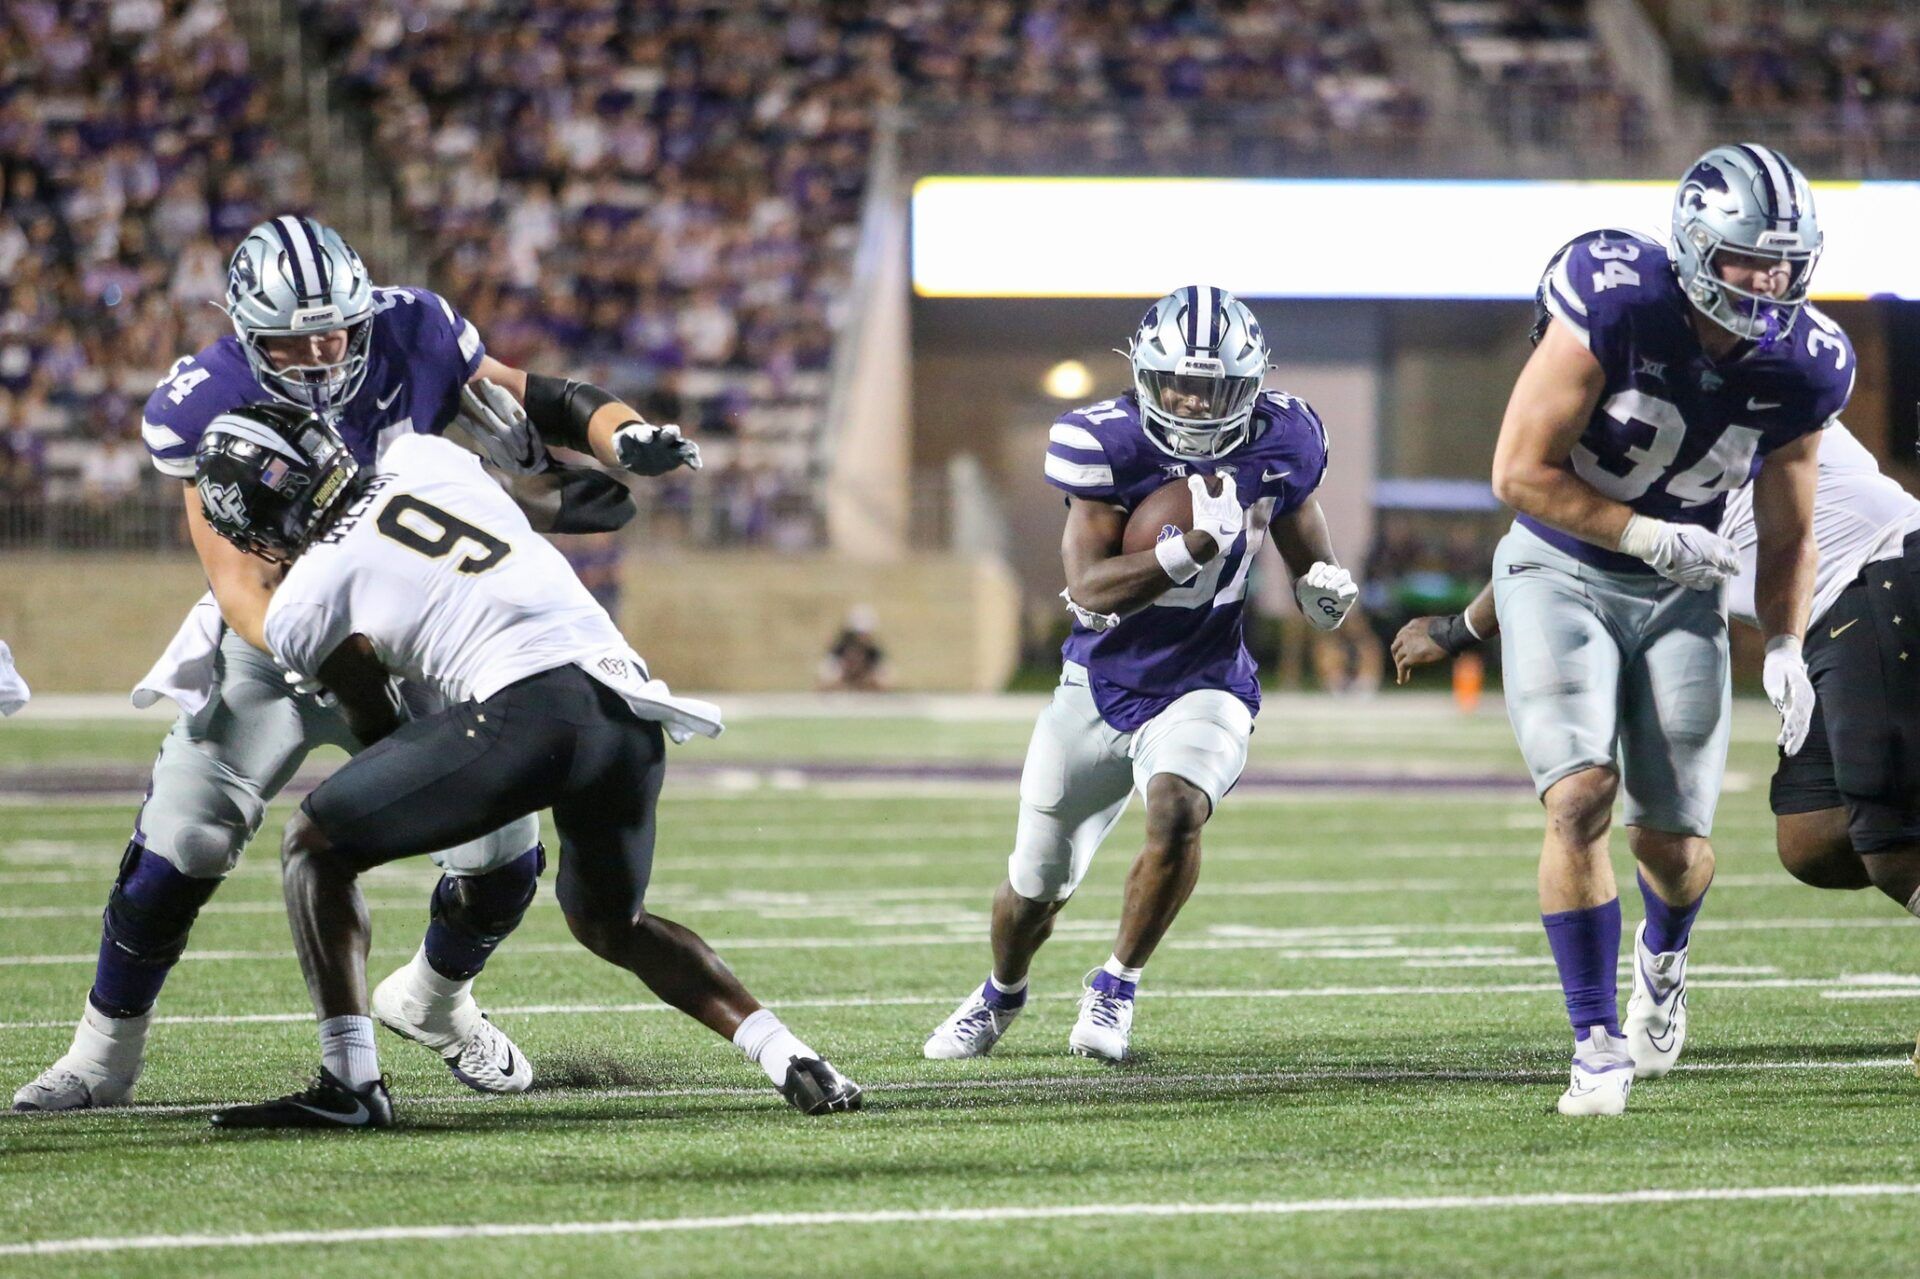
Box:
1043;403;1126;503
139;340;262;479
1538;227;1666;365
1786;305;1855;437
386;286;485;383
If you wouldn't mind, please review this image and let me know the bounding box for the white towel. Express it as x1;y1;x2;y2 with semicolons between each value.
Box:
574;646;723;744
0;641;29;716
131;593;225;718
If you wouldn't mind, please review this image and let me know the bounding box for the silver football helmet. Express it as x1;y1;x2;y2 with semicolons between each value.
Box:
225;215;375;417
1128;285;1270;459
1670;144;1822;343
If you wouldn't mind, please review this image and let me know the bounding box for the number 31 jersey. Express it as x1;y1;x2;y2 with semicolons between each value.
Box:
1045;389;1330;732
264;433;626;705
1533;228;1854;573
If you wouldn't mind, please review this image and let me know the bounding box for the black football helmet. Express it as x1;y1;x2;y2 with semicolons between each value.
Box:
193;401;361;562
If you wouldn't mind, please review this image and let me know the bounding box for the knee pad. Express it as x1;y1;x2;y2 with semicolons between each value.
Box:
102;840;222;971
432;844;545;943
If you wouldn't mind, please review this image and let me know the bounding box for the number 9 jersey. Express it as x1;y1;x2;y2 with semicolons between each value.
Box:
1531;227;1855;574
264;433;629;709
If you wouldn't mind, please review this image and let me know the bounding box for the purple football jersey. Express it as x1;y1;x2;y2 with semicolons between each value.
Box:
140;286;485;479
1047;390;1331;732
1532;228;1854;572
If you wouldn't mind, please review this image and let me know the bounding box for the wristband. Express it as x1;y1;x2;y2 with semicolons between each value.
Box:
1617;513;1666;562
524;373;618;453
1154;535;1202;584
1429;613;1482;657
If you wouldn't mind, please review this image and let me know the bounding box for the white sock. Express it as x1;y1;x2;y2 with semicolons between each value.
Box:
66;1000;150;1079
1101;955;1144;984
988;973;1028;997
732;1009;817;1086
403;944;472;1004
318;1015;381;1089
1907;885;1920;920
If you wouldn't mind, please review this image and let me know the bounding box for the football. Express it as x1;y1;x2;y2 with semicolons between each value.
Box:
1121;475;1221;554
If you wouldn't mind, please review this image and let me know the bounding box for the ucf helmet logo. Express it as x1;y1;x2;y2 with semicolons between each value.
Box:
198;478;249;528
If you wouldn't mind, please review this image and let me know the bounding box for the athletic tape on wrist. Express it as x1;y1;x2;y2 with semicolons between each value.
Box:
1155;535;1202;584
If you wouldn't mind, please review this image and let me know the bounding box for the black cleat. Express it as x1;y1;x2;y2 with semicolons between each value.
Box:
777;1056;863;1115
210;1067;394;1130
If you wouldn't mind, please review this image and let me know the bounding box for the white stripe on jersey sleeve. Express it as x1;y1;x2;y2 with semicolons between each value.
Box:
1543;289;1591;348
1551;254;1588;315
1044;453;1115;489
141;418;184;450
149;452;195;478
1048;423;1105;452
457;319;481;362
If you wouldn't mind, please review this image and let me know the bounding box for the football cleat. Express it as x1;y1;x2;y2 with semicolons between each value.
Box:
1623;920;1689;1080
371;967;532;1094
777;1057;863;1115
1556;1026;1635;1117
1069;970;1134;1062
12;1063;135;1113
210;1067;394;1130
924;984;1023;1060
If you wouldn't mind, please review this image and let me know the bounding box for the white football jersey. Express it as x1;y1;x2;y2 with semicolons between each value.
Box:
264;434;721;741
1722;422;1920;632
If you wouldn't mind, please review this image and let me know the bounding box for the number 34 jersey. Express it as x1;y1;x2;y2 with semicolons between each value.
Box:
1533;227;1855;573
1045;389;1331;733
264;433;627;706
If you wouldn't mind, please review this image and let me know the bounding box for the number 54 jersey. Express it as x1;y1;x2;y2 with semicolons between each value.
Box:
1045;389;1330;733
1532;227;1854;573
264;433;630;709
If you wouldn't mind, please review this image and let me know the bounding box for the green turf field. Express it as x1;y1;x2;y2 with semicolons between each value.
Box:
2;694;1917;1277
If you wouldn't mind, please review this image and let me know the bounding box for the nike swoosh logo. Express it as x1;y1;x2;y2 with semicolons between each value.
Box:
1747;398;1782;411
1262;468;1290;482
1830;619;1860;639
293;1097;370;1125
376;385;404;411
498;1043;519;1077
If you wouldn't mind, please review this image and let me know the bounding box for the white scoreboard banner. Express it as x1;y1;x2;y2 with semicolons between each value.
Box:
911;176;1920;301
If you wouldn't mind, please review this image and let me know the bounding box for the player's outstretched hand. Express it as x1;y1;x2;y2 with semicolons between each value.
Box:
1619;515;1739;591
458;379;549;475
614;422;703;476
1763;635;1816;755
1187;473;1242;555
1391;616;1448;683
1296;562;1358;631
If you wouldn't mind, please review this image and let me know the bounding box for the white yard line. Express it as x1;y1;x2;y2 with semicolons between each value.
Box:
4;976;1916;1032
3;1182;1918;1258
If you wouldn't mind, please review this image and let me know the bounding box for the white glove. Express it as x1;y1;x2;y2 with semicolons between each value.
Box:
1618;514;1740;591
282;669;335;706
1060;588;1119;632
614;421;702;476
1763;634;1816;755
457;378;548;475
1187;473;1242;555
1296;562;1359;631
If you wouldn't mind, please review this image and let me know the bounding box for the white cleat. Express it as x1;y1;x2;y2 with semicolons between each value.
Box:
372;967;532;1094
924;984;1022;1060
1556;1026;1634;1116
1068;971;1134;1062
12;1061;135;1113
1624;920;1688;1080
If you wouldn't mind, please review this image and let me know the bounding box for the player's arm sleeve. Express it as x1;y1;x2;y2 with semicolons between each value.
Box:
140;382;201;478
409;287;487;384
507;461;637;534
315;635;403;747
1043;418;1121;504
1536;230;1650;363
264;602;351;688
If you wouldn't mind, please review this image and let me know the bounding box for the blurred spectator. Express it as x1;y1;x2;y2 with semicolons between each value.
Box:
817;606;891;692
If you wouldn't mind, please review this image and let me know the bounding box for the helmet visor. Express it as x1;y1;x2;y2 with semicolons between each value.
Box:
1138;369;1262;427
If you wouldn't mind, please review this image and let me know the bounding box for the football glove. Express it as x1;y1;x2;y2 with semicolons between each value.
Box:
457;379;549;476
1187;473;1242;556
1296;562;1358;631
1763;634;1816;755
1618;514;1739;591
614;422;702;477
1060;588;1119;633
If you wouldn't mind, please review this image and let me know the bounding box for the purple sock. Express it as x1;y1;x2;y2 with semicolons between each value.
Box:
981;979;1026;1011
1541;899;1621;1035
1090;969;1137;1001
1638;872;1706;954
